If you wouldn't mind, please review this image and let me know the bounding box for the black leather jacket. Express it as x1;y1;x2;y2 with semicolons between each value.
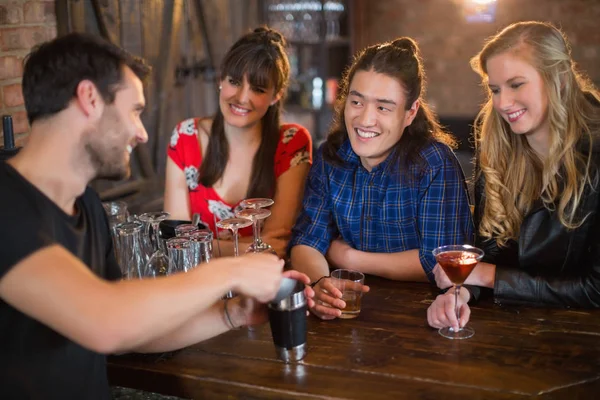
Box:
471;146;600;308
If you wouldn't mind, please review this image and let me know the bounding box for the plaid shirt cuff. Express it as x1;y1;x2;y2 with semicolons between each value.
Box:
289;234;329;255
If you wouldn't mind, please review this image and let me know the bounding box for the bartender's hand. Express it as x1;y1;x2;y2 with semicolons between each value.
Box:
230;253;284;303
309;277;370;320
229;270;315;328
427;287;471;332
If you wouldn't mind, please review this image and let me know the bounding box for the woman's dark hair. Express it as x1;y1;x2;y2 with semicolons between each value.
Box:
22;32;150;124
199;26;290;198
323;37;455;171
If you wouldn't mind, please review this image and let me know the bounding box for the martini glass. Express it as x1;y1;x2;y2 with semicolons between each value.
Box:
236;208;276;255
432;244;484;340
240;198;274;210
216;217;253;299
240;198;275;252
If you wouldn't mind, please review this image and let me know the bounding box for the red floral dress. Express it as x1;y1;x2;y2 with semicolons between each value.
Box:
168;118;312;237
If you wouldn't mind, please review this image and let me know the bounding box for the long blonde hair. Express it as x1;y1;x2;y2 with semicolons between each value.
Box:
471;21;600;246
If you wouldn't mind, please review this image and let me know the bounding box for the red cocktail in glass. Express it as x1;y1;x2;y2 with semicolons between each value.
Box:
432;245;484;339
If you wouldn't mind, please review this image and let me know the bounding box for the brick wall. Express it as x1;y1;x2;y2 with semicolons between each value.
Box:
0;0;56;147
354;0;600;117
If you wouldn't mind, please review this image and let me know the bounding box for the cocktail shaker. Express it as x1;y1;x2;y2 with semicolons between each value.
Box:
268;279;307;363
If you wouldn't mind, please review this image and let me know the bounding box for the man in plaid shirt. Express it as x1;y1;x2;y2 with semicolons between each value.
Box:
289;37;473;320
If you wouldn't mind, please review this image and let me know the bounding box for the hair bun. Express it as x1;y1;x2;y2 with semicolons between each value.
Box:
391;37;418;54
253;26;286;46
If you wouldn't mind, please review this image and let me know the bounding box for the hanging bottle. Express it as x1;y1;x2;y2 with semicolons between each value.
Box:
1;115;21;161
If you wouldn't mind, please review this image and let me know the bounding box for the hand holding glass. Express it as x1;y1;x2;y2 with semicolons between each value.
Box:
330;269;365;319
432;244;484;339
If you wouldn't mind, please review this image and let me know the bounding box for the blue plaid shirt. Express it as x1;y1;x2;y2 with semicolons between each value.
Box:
290;139;474;281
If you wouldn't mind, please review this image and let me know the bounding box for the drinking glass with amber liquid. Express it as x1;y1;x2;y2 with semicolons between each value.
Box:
330;269;365;319
432;244;484;339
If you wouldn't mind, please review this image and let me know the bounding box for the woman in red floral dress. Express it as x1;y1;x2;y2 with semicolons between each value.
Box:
164;27;312;256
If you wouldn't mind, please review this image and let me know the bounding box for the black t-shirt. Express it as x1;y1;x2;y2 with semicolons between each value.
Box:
0;162;122;399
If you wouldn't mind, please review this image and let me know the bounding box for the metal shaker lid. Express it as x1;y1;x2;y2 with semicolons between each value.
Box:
268;279;307;311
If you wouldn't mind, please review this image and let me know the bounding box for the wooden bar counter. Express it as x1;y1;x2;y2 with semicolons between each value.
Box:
108;277;600;399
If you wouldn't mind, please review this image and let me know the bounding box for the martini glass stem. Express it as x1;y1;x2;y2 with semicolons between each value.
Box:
254;219;263;247
252;218;260;248
454;285;461;331
233;227;240;257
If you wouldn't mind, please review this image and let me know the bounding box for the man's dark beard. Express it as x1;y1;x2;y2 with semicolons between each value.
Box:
85;141;129;181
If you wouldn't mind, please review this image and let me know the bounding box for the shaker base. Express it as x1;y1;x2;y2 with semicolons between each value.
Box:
275;343;306;363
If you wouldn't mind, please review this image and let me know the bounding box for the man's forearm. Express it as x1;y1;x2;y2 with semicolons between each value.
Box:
352;249;428;282
107;259;238;353
0;245;239;355
133;300;231;353
290;245;330;282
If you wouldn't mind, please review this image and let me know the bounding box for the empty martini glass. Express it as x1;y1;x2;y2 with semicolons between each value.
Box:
236;208;276;255
240;198;275;252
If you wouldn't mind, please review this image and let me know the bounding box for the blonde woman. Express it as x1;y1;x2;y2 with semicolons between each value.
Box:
428;21;600;331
